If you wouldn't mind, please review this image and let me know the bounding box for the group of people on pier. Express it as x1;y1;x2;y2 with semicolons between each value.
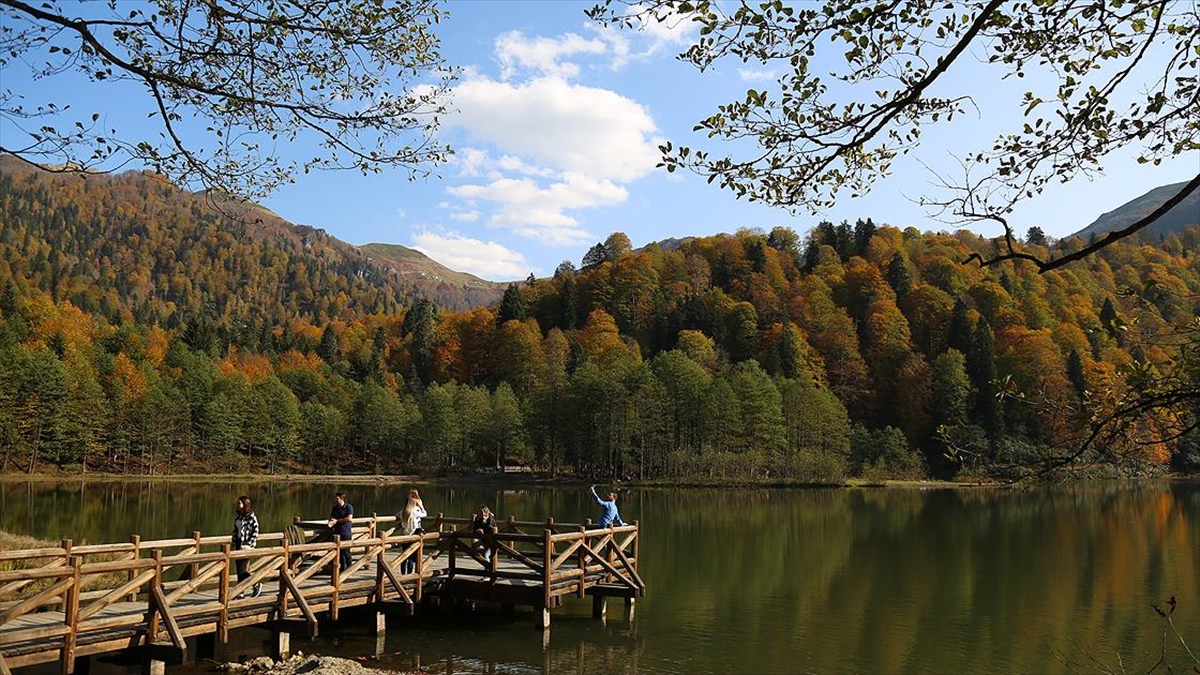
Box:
229;484;624;581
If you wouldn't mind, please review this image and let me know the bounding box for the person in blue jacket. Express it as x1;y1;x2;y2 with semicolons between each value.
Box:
589;485;624;527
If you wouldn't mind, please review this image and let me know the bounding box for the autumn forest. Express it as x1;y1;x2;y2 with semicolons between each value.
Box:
1;164;1197;481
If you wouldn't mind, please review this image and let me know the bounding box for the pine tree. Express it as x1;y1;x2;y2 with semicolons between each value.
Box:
946;299;973;356
967;321;1003;446
885;252;913;300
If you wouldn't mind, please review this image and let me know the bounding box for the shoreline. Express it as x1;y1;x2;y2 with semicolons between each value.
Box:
0;471;1127;490
2;469;1193;489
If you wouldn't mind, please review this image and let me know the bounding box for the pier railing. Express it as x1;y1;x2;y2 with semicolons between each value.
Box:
0;514;642;674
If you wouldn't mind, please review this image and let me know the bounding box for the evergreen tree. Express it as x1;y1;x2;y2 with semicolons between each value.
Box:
967;321;1003;446
1067;349;1087;403
498;284;527;324
318;324;340;364
885;252;913;300
946;299;973;356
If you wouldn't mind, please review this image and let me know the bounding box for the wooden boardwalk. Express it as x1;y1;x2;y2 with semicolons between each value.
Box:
0;514;644;674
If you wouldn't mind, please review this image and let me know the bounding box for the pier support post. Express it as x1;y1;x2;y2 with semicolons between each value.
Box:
373;610;387;656
624;597;636;621
534;605;551;630
272;630;291;660
142;658;165;675
592;595;607;619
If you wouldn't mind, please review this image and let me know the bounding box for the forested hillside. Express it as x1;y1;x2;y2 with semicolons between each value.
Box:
0;159;502;327
1;165;1197;480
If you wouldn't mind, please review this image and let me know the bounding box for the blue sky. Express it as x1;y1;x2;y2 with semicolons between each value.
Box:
4;1;1196;282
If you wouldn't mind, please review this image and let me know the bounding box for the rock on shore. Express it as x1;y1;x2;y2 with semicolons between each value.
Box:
221;654;410;674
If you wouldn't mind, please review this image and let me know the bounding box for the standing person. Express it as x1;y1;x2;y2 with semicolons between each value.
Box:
232;496;262;598
398;489;427;574
327;491;354;574
589;485;625;527
471;505;497;563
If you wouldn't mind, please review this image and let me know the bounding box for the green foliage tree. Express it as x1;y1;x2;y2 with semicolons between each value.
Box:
0;0;454;199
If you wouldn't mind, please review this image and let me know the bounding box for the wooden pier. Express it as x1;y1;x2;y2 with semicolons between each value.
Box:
0;514;644;674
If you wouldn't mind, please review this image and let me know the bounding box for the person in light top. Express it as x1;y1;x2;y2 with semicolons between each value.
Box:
589;485;624;528
398;489;427;574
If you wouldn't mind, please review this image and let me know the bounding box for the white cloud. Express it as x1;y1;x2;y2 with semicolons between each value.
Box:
448;172;625;246
448;210;480;223
449;76;660;183
738;67;779;83
495;30;607;80
412;231;532;280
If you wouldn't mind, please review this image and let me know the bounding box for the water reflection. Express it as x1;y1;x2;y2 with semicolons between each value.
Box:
1;479;1197;674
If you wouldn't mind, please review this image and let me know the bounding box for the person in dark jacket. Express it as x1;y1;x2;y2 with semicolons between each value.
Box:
327;491;354;573
472;505;497;563
232;495;261;598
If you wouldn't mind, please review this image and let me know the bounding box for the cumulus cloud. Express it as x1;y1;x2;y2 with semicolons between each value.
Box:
448;172;625;246
411;231;532;280
448;210;480;223
449;76;660;183
495;30;606;79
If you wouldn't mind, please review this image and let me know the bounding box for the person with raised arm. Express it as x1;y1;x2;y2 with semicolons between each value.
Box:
589;485;624;528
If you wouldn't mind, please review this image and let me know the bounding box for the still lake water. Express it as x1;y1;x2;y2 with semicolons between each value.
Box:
2;479;1197;674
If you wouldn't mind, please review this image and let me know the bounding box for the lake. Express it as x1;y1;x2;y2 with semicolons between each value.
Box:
2;479;1197;674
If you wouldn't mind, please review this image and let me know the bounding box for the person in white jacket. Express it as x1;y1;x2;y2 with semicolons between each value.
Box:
398;489;427;574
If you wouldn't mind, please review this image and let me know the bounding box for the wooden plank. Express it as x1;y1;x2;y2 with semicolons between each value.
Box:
0;547;65;561
78;558;155;576
0;623;71;646
0;566;73;584
70;543;136;556
149;584;186;652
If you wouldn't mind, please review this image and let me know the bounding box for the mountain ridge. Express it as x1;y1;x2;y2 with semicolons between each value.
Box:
0;156;503;326
1071;179;1200;240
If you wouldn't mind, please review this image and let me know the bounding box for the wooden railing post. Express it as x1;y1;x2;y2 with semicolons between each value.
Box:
218;542;230;643
375;529;386;600
127;535;140;602
189;531;202;580
633;520;640;571
415;534;424;602
577;527;587;598
330;535;341;621
60;544;80;675
542;530;553;612
147;550;163;641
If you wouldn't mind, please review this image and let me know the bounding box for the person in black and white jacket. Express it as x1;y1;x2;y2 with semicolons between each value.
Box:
232;495;261;598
